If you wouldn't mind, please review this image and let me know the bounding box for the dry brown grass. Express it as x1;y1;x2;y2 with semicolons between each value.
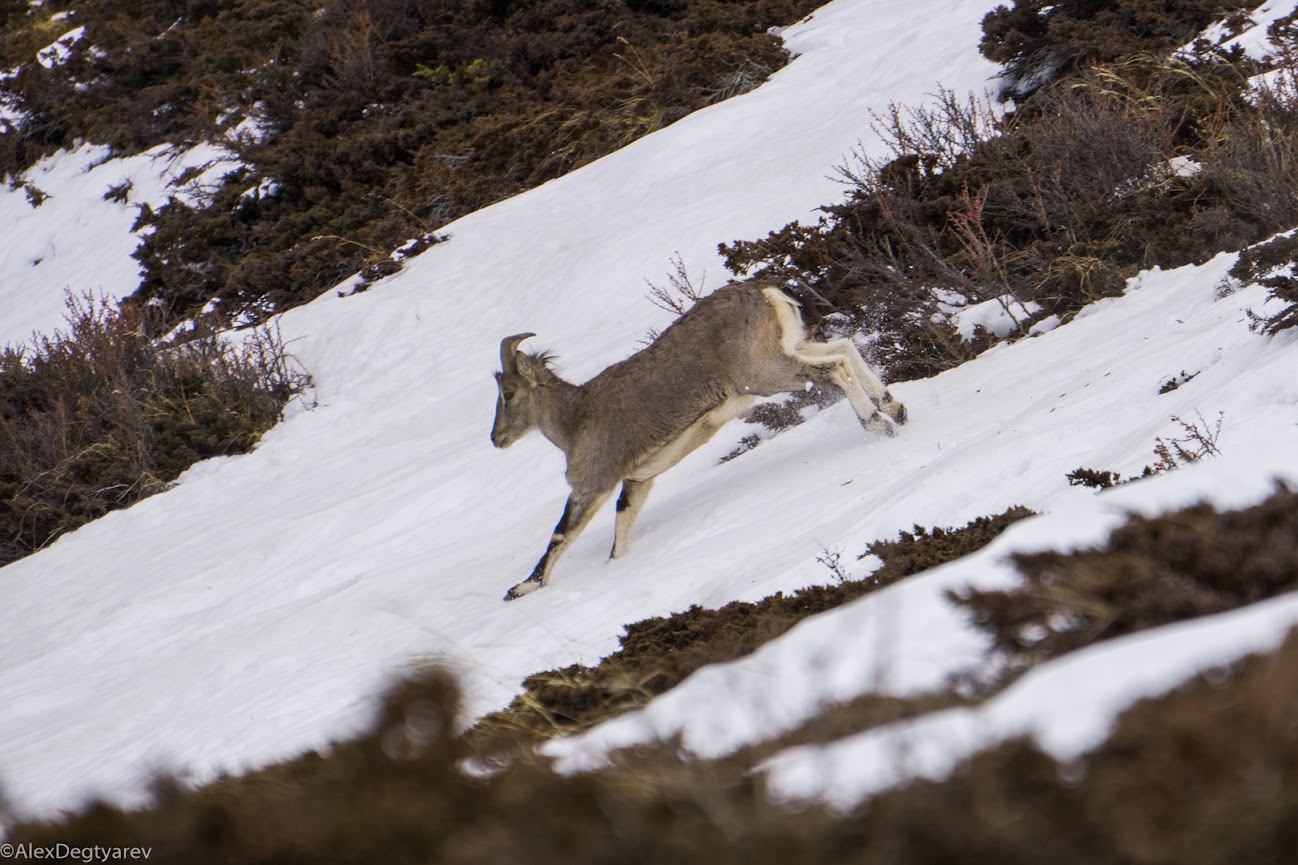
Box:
722;48;1298;384
9;493;1298;864
0;293;311;566
0;0;819;329
465;507;1034;750
953;484;1298;672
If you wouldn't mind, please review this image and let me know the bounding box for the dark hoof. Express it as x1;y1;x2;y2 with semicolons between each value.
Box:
861;411;895;437
503;579;541;601
893;403;908;425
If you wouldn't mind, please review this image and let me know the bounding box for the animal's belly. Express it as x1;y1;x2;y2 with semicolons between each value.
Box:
627;394;757;481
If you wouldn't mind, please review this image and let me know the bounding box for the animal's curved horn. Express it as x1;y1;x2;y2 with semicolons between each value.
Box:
499;332;536;373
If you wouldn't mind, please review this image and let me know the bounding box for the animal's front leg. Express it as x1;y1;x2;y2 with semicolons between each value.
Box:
610;478;654;560
504;488;613;601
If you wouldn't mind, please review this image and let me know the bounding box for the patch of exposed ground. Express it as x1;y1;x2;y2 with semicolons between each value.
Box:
954;483;1298;672
466;506;1034;748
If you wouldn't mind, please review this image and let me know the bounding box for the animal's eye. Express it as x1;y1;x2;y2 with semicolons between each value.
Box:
503;390;516;401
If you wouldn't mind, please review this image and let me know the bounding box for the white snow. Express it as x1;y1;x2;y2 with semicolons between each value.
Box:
947;294;1041;340
225;104;273;146
239;177;280;203
1167;154;1204;177
543;260;1298;775
1190;2;1294;60
0;143;240;349
36;26;84;70
1;0;1296;822
761;582;1298;810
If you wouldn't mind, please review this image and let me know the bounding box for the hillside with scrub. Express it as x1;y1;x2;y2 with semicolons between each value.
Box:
2;0;1298;861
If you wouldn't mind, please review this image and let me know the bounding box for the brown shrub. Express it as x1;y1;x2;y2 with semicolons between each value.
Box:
0;0;819;329
952;484;1298;671
1232;231;1298;334
13;625;1298;865
10;491;1298;864
980;0;1257;96
0;293;311;566
721;50;1298;382
466;506;1033;748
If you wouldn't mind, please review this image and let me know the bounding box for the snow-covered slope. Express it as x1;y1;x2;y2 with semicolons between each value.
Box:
1;0;1295;820
543;254;1298;794
0;142;238;348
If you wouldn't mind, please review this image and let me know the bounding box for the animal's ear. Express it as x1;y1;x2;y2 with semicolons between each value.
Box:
515;351;539;383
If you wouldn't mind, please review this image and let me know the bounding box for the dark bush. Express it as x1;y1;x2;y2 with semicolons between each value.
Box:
0;0;820;328
0;293;311;566
1065;411;1223;490
980;0;1256;96
862;507;1036;580
467;506;1033;747
721;48;1298;382
1231;231;1298;334
13;619;1298;865
952;484;1298;671
1066;466;1127;489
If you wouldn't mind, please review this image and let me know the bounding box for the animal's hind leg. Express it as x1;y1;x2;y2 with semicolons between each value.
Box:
791;344;894;436
505;487;614;601
796;339;907;427
826;339;906;424
610;478;654;560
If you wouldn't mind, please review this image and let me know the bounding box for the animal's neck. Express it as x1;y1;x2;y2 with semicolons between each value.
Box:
534;373;584;453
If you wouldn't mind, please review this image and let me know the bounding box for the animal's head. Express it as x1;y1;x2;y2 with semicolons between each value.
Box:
491;332;542;449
